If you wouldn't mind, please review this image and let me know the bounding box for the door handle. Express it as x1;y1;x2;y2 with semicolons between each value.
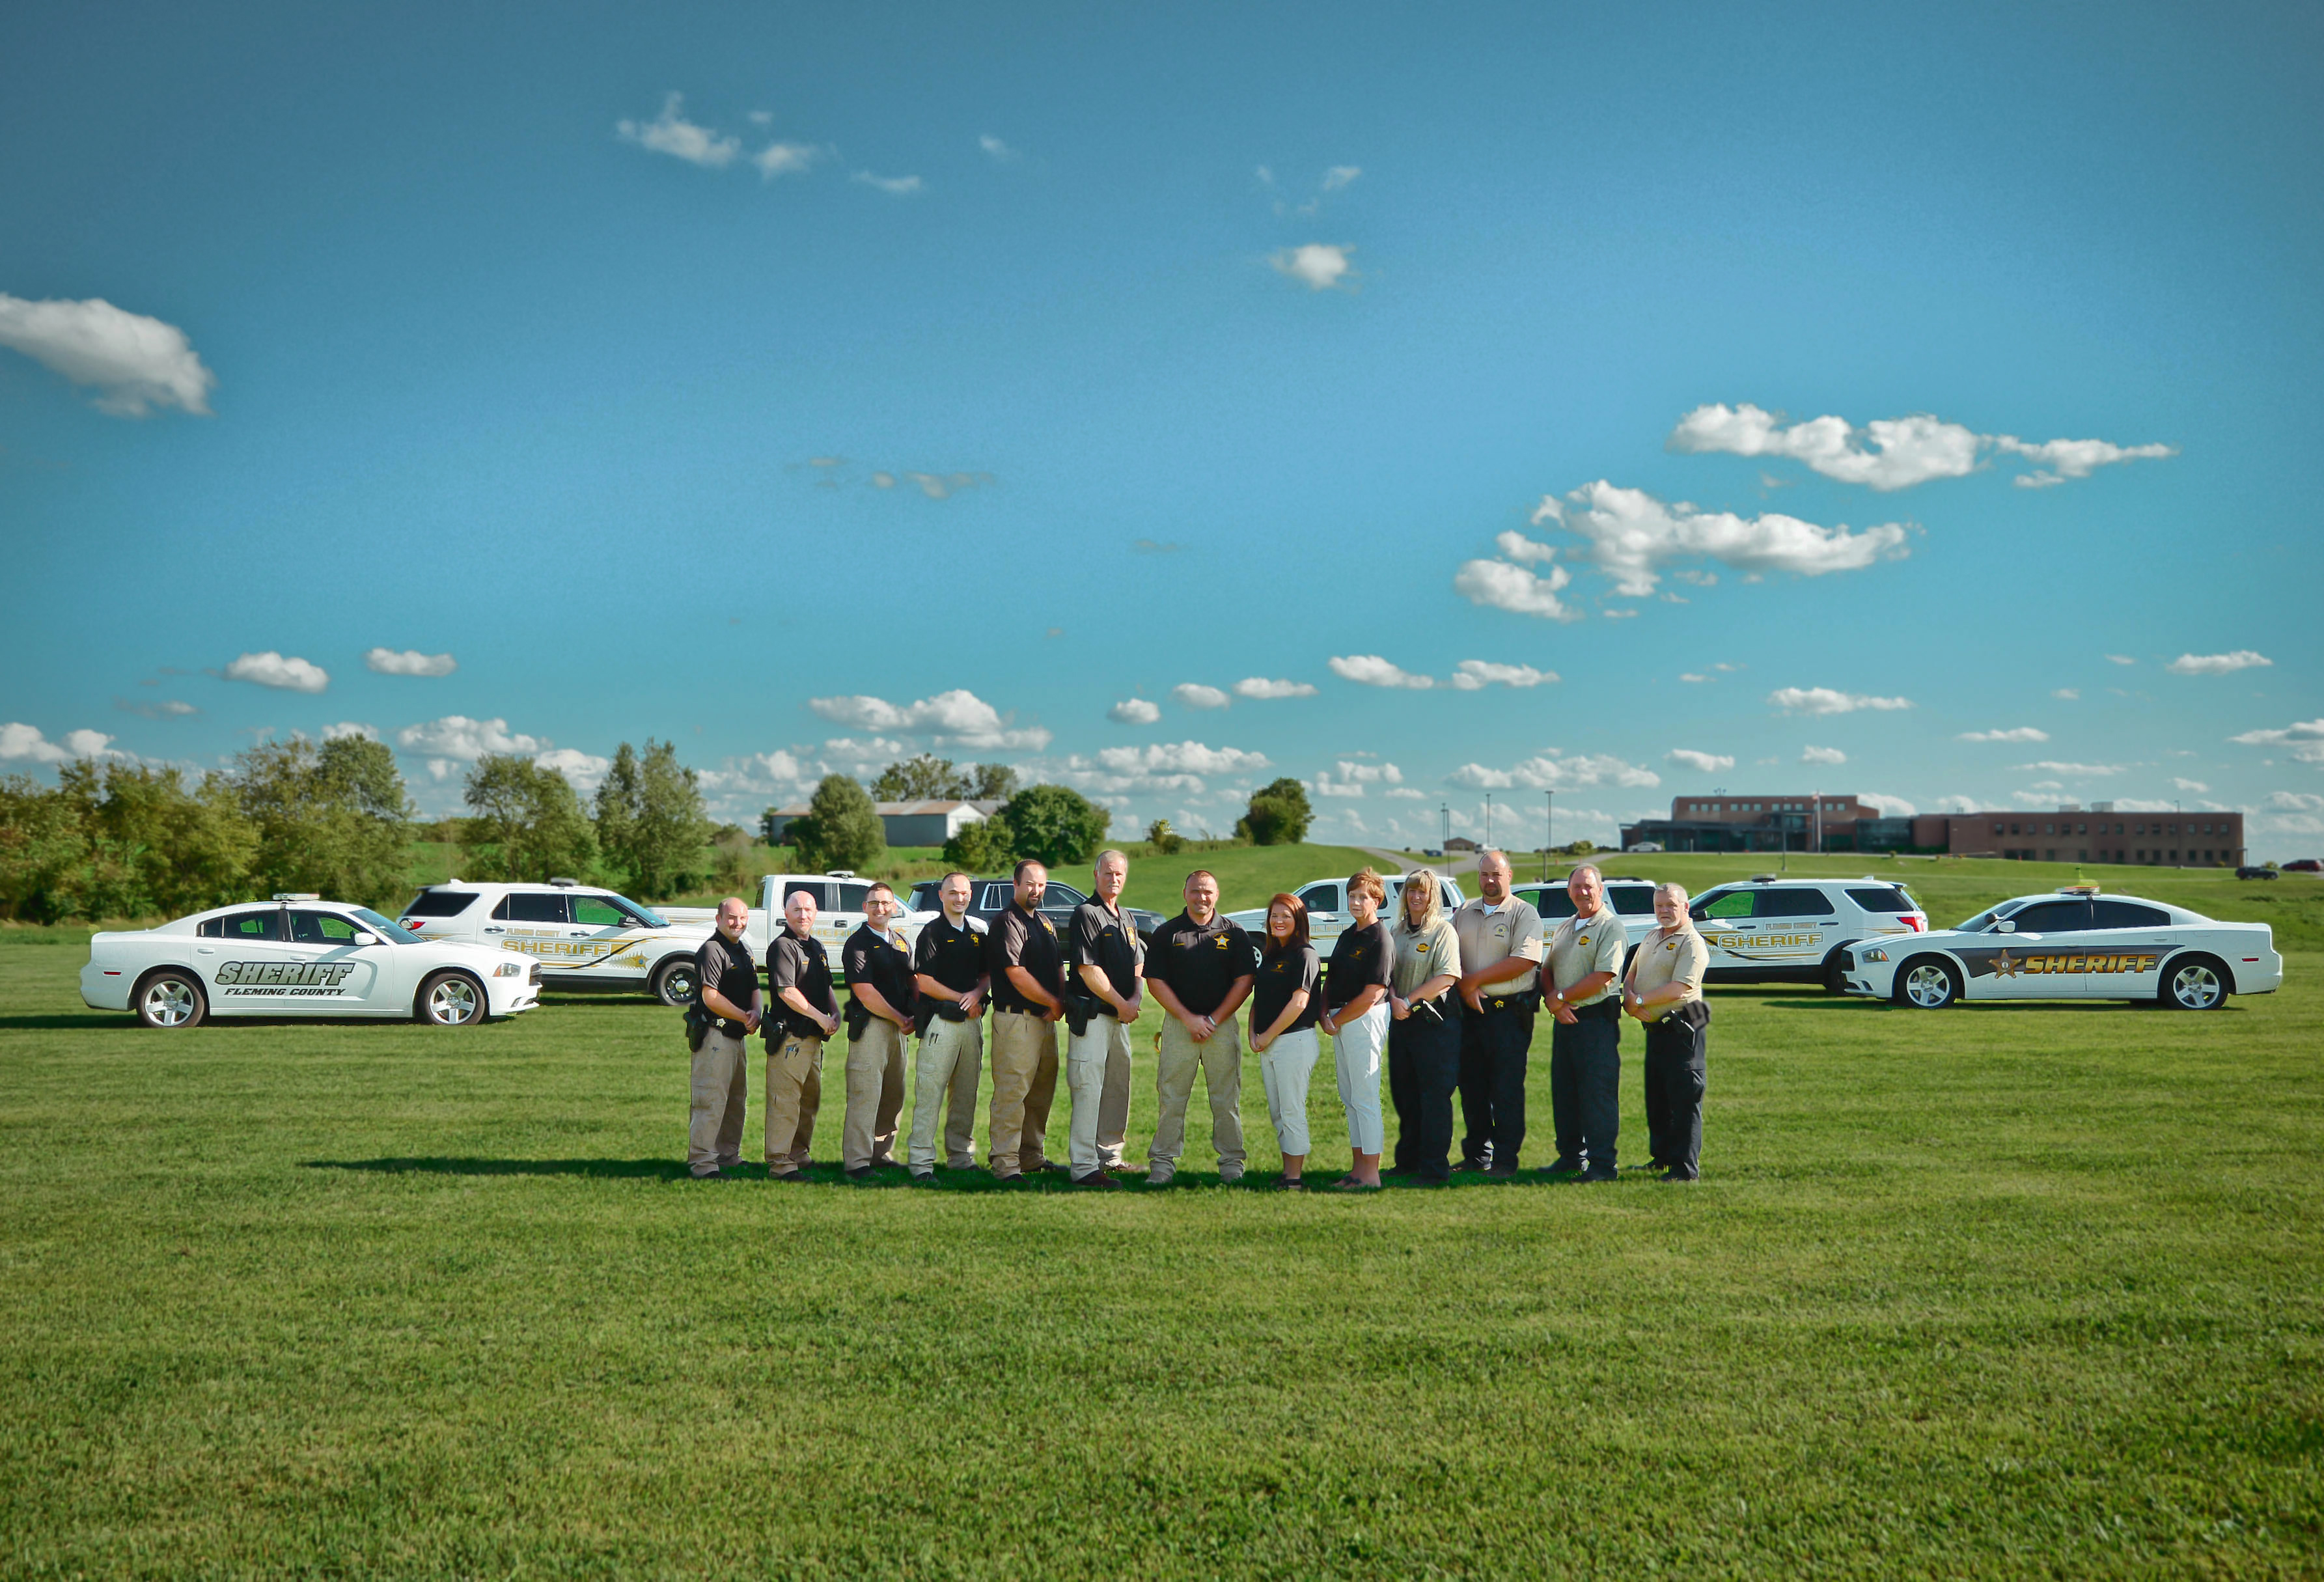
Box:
484;926;505;934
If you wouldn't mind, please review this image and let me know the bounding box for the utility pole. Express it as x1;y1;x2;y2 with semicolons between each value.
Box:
1543;790;1553;882
1484;793;1493;852
1440;802;1449;853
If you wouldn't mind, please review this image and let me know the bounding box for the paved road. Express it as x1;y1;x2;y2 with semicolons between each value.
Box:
1359;846;1479;878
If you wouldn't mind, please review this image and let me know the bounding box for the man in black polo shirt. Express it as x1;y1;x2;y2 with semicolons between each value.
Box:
1143;869;1258;1186
986;859;1066;1182
839;881;915;1182
764;885;838;1181
1066;848;1143;1188
687;896;762;1178
907;871;988;1182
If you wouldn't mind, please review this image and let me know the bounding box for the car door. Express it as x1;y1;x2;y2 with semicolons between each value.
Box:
1692;887;1760;977
284;909;399;1012
2085;898;2173;999
1971;898;2094;1000
566;892;654;986
490;891;573;975
1756;886;1841;978
1296;881;1347;949
194;908;294;1014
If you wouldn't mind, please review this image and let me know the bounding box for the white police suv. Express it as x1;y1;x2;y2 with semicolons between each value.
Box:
1684;875;1930;992
82;895;541;1028
397;879;711;1006
1512;874;1661;960
1225;873;1467;951
1842;885;2284;1009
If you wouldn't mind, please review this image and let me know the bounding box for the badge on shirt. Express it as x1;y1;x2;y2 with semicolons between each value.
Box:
1214;936;1230;951
1415;941;1430;953
1040;917;1056;937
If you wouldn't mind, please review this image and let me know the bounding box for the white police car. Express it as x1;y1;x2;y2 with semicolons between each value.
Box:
81;895;541;1028
397;879;711;1006
1512;874;1661;960
1685;875;1930;992
1225;873;1467;951
1843;885;2284;1010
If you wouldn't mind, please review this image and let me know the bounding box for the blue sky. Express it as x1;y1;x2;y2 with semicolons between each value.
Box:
4;1;2319;856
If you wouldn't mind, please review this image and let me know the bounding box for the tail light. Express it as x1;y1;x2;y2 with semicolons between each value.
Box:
1903;916;1925;932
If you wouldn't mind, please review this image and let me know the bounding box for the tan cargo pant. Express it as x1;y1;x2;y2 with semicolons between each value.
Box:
1066;1012;1134;1174
1152;1015;1245;1174
988;1008;1059;1176
764;1033;823;1171
843;1018;906;1170
687;1025;748;1175
909;1014;984;1170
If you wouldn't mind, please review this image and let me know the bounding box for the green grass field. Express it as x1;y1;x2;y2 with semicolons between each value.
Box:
3;865;2321;1575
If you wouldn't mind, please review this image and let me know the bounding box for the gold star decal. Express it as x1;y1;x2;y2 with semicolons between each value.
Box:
1990;950;2021;978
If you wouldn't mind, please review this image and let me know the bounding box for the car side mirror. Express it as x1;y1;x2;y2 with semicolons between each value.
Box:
1993;920;2016;934
353;931;380;946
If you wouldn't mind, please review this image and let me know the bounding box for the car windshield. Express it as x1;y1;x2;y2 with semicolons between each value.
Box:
1952;902;2024;934
609;894;666;928
348;908;423;944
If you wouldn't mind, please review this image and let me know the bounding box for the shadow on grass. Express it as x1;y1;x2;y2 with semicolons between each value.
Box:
300;1159;1615;1191
0;1013;131;1029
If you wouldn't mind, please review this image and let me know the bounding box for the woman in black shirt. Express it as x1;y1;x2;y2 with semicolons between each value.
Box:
1250;893;1322;1189
1318;868;1393;1191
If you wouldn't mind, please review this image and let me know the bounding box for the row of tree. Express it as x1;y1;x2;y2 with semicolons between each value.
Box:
458;740;711;896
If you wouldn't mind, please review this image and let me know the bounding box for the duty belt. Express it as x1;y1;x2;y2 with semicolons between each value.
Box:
1480;990;1541;1014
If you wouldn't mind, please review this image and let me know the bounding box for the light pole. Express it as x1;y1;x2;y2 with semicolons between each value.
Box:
1543;790;1554;881
1484;793;1493;852
1441;802;1449;853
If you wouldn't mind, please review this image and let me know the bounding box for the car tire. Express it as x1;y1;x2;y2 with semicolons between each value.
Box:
650;956;700;1008
134;968;208;1029
2160;954;2231;1011
1894;956;1961;1010
415;970;488;1027
1821;947;1855;995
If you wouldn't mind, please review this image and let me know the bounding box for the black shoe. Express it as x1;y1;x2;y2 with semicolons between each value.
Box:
1579;1166;1619;1183
1070;1170;1121;1189
990;1170;1026;1185
1452;1156;1489;1173
1484;1165;1521;1180
846;1166;876;1183
1381;1163;1412;1177
691;1168;735;1181
1276;1176;1307;1191
908;1170;935;1185
1658;1168;1698;1183
1542;1157;1583;1176
768;1169;805;1184
1640;1158;1670;1173
1030;1159;1071;1174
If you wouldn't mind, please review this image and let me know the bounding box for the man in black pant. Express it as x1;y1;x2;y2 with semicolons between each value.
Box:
1452;849;1544;1177
1540;865;1626;1182
1624;882;1711;1182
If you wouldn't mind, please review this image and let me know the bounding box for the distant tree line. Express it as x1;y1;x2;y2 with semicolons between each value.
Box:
458;738;710;896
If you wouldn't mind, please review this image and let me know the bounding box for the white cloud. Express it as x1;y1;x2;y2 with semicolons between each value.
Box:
1384;786;1426;800
1767;687;1912;715
114;697;199;720
396;715;546;760
1533;482;1911;598
1493;530;1558;565
224;651;329;693
2167;650;2272;676
1861;792;1920;818
1233;677;1317;700
1450;660;1557;689
1321;165;1361;191
1667;749;1734;773
2053;688;2081;701
806;689;1050;751
978;133;1017;161
1108;699;1161;725
853;171;924;196
2014;760;2126;777
535;747;611;791
1314;759;1405;799
821;736;911;766
1447;752;1659;791
0;294;217;417
2172;777;2210;794
2107;654;2137;665
0;723;120;763
2265;791;2324;812
1098;741;1269;777
1679;673;1709;684
1668;402;2176;491
321;721;378;742
364;647;457;678
1958;727;2049;743
753;142;823;179
617;94;740;168
1270;243;1355;291
1454;557;1579;621
1172;683;1232;710
2229;718;2324;764
1801;745;1847;765
1329;654;1434;689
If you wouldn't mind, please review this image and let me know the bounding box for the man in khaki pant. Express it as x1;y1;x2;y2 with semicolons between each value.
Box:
840;881;914;1182
1143;870;1258;1186
764;885;838;1181
908;872;988;1180
986;860;1066;1182
1066;849;1144;1188
687;898;762;1178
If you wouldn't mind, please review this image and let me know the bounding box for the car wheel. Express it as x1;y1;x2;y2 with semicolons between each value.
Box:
651;956;699;1008
416;970;487;1027
2161;954;2230;1011
1821;949;1854;995
1895;957;1961;1010
134;969;208;1029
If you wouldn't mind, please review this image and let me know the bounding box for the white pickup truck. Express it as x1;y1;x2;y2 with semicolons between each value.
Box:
660;872;937;980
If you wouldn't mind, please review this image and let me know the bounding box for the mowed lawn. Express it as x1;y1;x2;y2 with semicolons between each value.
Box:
1;925;2319;1576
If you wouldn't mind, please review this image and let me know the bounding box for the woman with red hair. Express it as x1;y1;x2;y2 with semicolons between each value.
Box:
1249;892;1322;1189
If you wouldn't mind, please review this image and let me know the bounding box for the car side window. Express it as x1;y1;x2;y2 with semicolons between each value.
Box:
198;909;282;941
1297;883;1338;913
1757;888;1833;918
833;883;872;913
1700;890;1755;920
2090;899;2169;930
782;881;827;912
504;893;568;924
1846;887;1913;914
1531;889;1580;920
1045;881;1089;909
288;910;361;945
2008;900;2092;934
570;895;628;928
1606;885;1656;917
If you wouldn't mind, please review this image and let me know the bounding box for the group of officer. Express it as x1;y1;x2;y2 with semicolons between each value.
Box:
682;850;1712;1188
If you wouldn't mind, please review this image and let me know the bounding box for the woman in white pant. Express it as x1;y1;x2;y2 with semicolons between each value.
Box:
1318;867;1393;1191
1250;893;1322;1191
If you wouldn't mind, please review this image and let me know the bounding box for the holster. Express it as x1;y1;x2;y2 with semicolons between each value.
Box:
1670;997;1711;1032
684;1005;710;1052
1063;988;1099;1039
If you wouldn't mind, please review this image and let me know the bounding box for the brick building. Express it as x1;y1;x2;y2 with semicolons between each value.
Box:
1622;794;1878;853
1865;805;2244;866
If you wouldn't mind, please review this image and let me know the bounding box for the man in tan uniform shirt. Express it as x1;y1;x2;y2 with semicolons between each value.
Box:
1623;881;1711;1182
1540;864;1627;1181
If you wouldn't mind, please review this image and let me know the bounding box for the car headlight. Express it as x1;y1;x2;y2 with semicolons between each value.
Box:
495;962;524;978
1857;947;1888;964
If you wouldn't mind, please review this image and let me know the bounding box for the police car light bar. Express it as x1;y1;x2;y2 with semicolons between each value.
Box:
549;876;578;887
272;893;320;902
2058;883;2102;896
